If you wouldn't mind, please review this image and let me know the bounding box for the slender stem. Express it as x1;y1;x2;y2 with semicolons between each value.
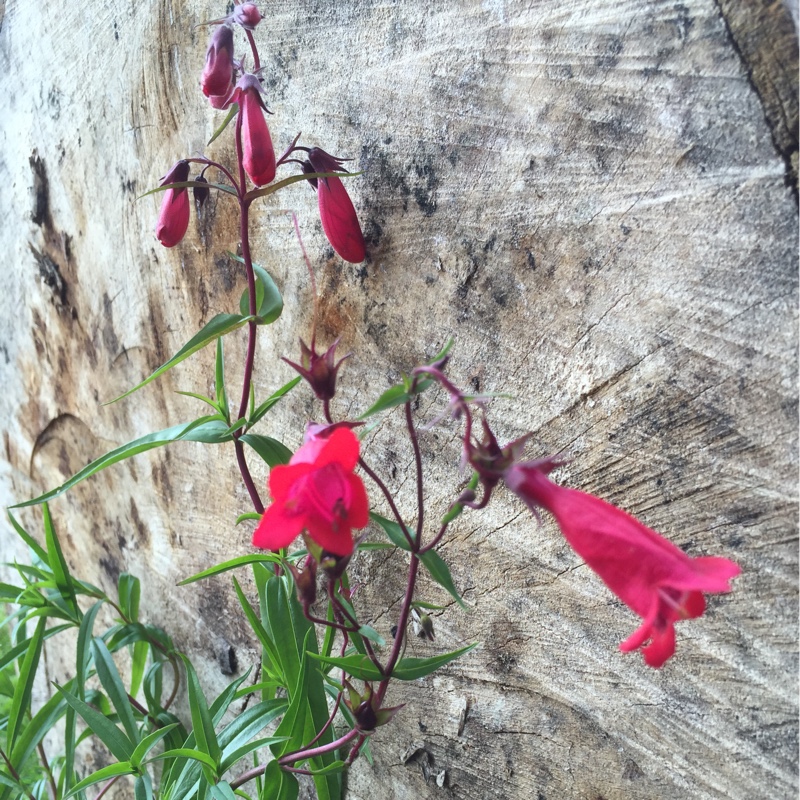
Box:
231;103;265;515
376;553;420;706
303;606;357;634
278;726;360;765
94;774;122;800
163;656;181;711
245;29;261;71
36;742;57;800
358;457;415;549
185;156;240;196
404;398;425;547
0;745;36;800
302;690;343;750
328;582;384;672
345;734;367;765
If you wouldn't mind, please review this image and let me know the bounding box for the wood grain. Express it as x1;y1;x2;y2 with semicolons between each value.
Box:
0;1;796;798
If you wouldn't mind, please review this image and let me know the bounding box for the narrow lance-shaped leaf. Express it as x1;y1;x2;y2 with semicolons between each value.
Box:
10;416;225;508
240;434;292;468
118;573;141;622
105;314;252;405
137;179;238;199
43;503;80;618
208;103;239;145
55;684;135;762
248;376;301;428
215;336;230;422
180;654;222;767
6;618;46;754
179;554;283;586
91;638;139;743
245;170;363;204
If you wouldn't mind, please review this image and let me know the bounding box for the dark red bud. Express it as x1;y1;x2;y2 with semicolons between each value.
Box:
193;175;210;212
233;3;263;29
306;147;366;263
201;25;235;99
239;77;276;186
155;161;191;248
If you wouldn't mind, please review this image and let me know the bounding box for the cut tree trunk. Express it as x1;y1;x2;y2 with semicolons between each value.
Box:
0;1;796;798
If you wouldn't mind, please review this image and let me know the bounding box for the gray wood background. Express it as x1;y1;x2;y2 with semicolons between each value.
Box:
0;0;797;798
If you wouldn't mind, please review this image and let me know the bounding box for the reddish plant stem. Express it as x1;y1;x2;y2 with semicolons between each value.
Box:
328;583;384;672
245;29;261;71
277;726;360;766
404;392;425;546
302;689;343;750
358;457;415;549
231;106;265;515
0;746;36;800
94;774;122;800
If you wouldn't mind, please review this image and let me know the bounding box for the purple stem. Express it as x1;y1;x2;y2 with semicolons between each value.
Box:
404;393;425;546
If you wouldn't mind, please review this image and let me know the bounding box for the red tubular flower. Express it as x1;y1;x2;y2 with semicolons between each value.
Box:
238;75;276;186
201;24;235;99
504;460;740;668
252;427;369;557
304;148;366;263
155;160;191;248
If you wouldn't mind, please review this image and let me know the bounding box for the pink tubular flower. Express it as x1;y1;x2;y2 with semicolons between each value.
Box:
504;460;740;668
304;148;366;263
201;24;235;100
155;160;191;248
252;427;369;557
238;75;276;186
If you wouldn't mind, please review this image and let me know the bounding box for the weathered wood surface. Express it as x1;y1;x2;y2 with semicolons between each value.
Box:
0;0;797;798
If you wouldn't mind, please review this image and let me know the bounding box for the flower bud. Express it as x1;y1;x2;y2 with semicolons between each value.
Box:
233;3;263;29
155;160;191;248
201;25;235;99
286;558;317;608
193;175;210;212
238;75;276;186
283;337;349;401
304;148;366;263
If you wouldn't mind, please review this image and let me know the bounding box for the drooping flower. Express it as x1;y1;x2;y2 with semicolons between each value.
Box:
504;459;740;668
201;24;235;100
252;427;369;556
303;148;366;263
233;3;263;29
238;74;276;186
155;160;191;248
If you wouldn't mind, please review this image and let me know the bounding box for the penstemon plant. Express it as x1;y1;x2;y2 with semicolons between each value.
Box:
0;3;741;800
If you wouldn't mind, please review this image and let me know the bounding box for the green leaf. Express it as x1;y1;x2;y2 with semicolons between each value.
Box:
11;416;224;508
153;748;219;769
43;504;80;619
66;762;135;797
179;554;283;586
130;639;149;699
118;573;141;622
356;542;395;552
215;337;230;422
8;679;71;772
0;582;24;602
218;736;289;774
240;434;292;467
262;760;298;800
211;782;238;800
105;314;252;405
357;383;412;419
137;179;238;199
312;643;477;681
208;103;239;145
306;761;346;777
248;377;301;427
55;684;135;761
233;258;283;325
176;390;223;413
180;655;221;766
231;578;283;685
0;624;71;672
370;513;465;608
91;638;139;742
369;512;413;551
245;170;363;204
134;772;154;800
307;652;383;682
419;549;466;610
235;513;263;525
131;723;179;767
7;510;48;561
392;644;478;680
357;625;386;647
6;617;45;753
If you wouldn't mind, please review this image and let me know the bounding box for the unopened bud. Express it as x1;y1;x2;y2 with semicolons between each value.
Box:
193;175;210;212
233;3;263;29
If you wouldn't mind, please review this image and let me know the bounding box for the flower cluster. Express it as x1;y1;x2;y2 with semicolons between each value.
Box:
153;5;366;260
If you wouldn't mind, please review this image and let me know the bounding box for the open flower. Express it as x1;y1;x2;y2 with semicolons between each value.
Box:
303;148;366;263
201;24;235;100
155;160;191;248
504;459;740;668
252;427;369;556
238;74;276;186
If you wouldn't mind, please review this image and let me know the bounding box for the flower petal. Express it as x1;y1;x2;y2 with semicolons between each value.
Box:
252;505;306;550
